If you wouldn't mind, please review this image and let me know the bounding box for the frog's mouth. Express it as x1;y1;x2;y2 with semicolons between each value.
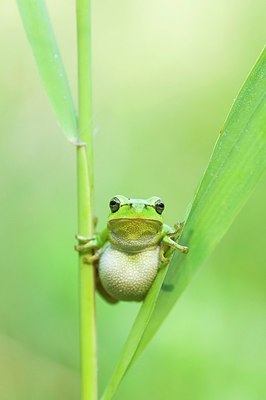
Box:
108;218;162;252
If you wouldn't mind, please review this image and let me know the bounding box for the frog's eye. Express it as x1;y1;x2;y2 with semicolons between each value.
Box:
154;199;165;215
109;197;121;213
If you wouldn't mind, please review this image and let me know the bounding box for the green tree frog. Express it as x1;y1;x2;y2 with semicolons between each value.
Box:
76;195;188;303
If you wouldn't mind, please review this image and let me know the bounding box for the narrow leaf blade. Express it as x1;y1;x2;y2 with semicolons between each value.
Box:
17;0;78;141
102;48;266;399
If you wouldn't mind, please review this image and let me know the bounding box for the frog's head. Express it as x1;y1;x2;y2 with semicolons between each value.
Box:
107;195;165;251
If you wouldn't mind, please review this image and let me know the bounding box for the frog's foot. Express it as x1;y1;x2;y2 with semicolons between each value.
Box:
177;244;189;254
74;233;99;252
162;235;189;254
159;245;170;264
170;221;185;239
83;252;100;264
75;233;96;243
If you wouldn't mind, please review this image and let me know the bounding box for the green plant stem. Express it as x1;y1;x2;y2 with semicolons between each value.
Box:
76;0;96;399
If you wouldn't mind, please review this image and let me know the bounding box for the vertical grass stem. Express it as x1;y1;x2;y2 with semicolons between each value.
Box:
76;0;96;399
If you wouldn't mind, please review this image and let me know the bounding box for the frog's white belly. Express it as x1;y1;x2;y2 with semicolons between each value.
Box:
99;245;160;301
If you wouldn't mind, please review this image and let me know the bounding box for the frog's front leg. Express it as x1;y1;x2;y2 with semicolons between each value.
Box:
75;236;100;264
75;233;95;243
172;221;184;239
75;228;108;252
75;228;108;263
162;235;189;254
159;223;188;263
75;234;99;252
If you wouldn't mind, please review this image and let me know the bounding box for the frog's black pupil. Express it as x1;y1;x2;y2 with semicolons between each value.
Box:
155;200;164;214
109;198;120;213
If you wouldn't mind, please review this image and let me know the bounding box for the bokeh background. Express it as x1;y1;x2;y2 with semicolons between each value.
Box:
1;1;266;399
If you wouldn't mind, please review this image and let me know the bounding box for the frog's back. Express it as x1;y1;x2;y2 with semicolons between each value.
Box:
98;245;160;301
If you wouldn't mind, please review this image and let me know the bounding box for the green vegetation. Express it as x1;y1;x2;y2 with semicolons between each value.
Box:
1;1;265;399
102;48;266;400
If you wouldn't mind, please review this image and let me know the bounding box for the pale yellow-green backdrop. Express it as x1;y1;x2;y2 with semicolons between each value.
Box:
0;1;265;399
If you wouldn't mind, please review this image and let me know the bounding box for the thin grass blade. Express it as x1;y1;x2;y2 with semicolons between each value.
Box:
102;47;266;399
17;0;78;142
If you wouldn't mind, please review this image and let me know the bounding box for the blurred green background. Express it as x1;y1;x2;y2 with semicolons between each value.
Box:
1;1;266;399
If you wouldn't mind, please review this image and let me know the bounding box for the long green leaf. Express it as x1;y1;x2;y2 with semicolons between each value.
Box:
102;47;266;399
17;0;78;142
